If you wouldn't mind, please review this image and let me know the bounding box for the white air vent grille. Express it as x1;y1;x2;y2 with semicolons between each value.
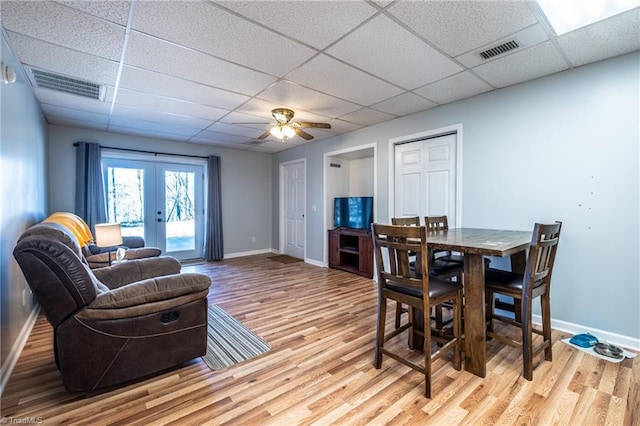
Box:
478;40;520;60
29;68;105;100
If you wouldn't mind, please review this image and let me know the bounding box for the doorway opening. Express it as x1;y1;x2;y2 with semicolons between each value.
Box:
323;143;377;266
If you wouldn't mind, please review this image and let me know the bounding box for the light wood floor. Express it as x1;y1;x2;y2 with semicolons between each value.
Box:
2;254;638;425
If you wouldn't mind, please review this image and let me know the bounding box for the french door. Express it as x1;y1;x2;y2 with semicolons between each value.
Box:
102;158;205;260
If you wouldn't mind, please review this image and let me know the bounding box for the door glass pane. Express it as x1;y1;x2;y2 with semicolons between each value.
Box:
106;167;145;238
164;170;195;252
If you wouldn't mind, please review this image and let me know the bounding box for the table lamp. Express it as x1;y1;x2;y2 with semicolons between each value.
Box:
94;223;123;266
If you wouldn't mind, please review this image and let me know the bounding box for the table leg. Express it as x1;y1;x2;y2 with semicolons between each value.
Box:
463;253;487;377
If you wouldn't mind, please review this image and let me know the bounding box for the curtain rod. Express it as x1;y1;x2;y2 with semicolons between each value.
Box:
73;142;208;159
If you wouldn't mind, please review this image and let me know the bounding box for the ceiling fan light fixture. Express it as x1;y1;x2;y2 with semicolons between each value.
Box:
282;125;295;139
270;124;295;140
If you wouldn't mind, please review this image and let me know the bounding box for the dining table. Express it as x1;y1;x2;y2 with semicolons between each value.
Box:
423;227;533;378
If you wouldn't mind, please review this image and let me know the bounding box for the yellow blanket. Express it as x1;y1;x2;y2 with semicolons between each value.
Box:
44;212;94;247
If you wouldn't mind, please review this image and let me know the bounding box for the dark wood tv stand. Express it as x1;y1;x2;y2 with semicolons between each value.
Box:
328;228;373;278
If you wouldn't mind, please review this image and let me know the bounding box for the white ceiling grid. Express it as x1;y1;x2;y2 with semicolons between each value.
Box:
1;0;638;153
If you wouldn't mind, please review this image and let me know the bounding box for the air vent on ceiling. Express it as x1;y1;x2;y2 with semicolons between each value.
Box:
478;39;520;60
28;68;105;101
247;140;266;146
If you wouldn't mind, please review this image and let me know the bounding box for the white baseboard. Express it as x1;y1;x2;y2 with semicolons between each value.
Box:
532;314;640;351
1;305;40;397
224;248;276;259
304;258;325;268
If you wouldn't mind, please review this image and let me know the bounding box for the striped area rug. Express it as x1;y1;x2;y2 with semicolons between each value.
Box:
202;304;270;370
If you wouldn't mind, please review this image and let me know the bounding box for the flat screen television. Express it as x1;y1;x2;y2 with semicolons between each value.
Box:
334;196;373;230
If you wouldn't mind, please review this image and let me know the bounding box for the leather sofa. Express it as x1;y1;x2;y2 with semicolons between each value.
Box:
43;212;162;268
13;221;212;392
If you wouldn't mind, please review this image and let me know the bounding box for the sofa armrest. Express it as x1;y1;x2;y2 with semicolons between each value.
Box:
88;273;211;310
92;256;182;289
85;247;162;268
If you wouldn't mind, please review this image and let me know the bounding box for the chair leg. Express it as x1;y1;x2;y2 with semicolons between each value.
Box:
453;290;462;371
395;301;403;329
541;292;553;362
521;297;533;381
423;306;432;399
374;295;387;369
486;291;494;333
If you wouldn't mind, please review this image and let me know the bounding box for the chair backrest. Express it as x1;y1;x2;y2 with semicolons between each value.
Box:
372;223;430;300
391;216;420;227
44;212;94;247
524;221;562;292
424;216;449;232
13;222;103;328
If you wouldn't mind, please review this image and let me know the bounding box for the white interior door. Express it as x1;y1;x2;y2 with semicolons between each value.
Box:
103;158;204;260
283;161;305;259
394;134;458;224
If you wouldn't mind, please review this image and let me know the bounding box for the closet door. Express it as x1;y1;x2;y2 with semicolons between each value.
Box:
394;133;458;225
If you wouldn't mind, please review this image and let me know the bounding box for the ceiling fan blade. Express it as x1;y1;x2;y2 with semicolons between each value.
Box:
258;130;271;139
294;121;331;129
294;127;314;140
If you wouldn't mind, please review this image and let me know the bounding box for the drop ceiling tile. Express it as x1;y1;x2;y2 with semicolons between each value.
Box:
257;80;361;118
132;1;316;77
286;54;404;106
108;125;191;142
327;14;462;89
557;8;640;67
115;89;229;121
108;116;203;137
57;1;132;25
119;66;250;110
216;1;377;50
7;32;120;85
1;1;125;61
472;41;569;88
111;105;215;129
41;103;109;125
370;92;437;116
338;108;396;126
125;32;277;96
189;129;253;144
206;123;266;139
327;119;364;134
33;87;112;114
414;72;494;104
387;1;538;57
47;116;108;131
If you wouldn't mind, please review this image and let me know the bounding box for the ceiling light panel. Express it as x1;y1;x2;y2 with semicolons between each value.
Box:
537;0;639;35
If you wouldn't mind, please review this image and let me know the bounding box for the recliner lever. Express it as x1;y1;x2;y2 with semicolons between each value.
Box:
160;311;180;323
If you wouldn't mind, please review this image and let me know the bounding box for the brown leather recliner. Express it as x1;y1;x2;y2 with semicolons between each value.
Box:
13;221;212;392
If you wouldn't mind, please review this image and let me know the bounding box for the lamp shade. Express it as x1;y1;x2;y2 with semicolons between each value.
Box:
94;223;123;247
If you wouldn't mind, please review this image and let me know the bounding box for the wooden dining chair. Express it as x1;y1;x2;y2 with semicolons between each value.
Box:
424;215;464;265
423;215;466;330
391;216;420;328
372;223;462;398
485;221;562;381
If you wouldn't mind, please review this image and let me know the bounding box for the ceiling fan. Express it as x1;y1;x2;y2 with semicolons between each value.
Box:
238;108;331;141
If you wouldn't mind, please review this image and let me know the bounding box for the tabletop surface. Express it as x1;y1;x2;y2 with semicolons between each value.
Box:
426;228;532;257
